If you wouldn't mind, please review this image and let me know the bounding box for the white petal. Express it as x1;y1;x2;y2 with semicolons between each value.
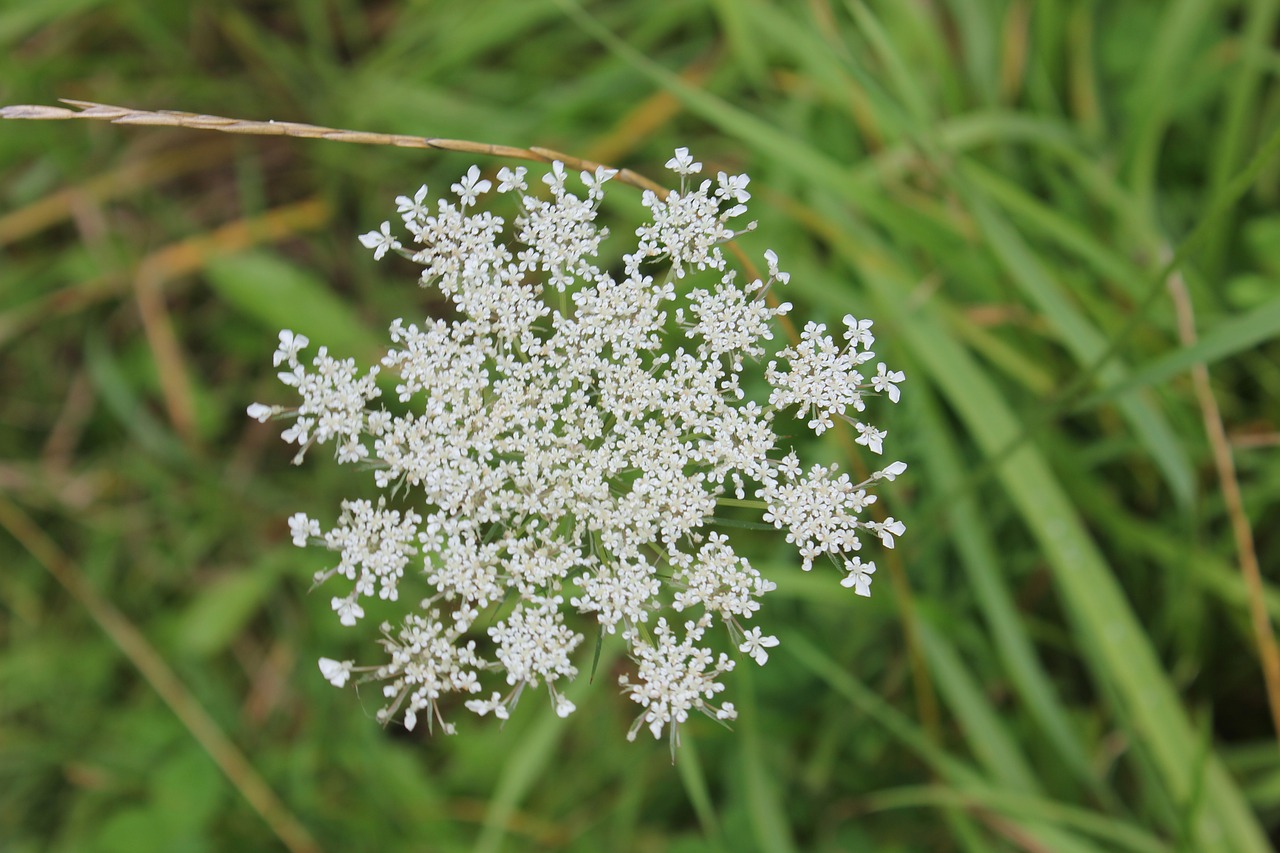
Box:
318;657;353;688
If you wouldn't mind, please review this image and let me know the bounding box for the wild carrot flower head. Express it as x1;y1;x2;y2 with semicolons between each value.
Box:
249;151;906;747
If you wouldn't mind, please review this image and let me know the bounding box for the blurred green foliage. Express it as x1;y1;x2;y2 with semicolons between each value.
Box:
3;1;1280;851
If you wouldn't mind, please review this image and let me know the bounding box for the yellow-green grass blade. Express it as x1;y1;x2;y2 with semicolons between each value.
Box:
1200;0;1280;277
914;382;1107;800
205;250;383;361
916;619;1040;793
956;180;1195;508
866;786;1170;853
736;666;798;853
790;635;1131;853
473;645;621;853
846;236;1269;853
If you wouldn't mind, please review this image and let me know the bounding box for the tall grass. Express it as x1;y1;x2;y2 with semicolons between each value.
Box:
2;1;1278;850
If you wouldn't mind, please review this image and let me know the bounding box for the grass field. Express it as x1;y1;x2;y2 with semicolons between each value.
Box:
3;1;1280;851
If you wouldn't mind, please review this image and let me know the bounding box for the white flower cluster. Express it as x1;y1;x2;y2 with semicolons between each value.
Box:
249;149;906;746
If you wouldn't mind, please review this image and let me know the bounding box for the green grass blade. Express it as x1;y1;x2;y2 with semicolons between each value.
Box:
866;786;1171;853
1122;0;1216;214
736;666;797;853
84;330;187;464
961;160;1148;300
957;182;1196;508
204;250;383;360
850;241;1270;853
916;619;1040;793
676;734;723;848
1078;294;1280;409
841;0;934;124
1200;0;1280;276
914;384;1105;800
473;646;621;853
790;635;1124;853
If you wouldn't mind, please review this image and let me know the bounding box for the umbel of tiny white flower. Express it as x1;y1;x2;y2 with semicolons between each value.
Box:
250;150;906;747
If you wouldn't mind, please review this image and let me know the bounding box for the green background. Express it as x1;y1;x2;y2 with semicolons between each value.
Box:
3;1;1280;851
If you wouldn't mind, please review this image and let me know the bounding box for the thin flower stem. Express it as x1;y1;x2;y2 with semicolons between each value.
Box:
0;100;671;198
715;497;767;510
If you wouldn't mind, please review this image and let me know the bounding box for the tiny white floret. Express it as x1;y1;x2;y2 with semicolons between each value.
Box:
318;657;354;688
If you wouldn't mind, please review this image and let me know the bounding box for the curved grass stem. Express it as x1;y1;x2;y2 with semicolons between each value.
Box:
0;100;670;198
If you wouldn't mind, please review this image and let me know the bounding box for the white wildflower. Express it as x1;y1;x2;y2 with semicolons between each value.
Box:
489;598;581;688
246;402;275;423
464;692;511;720
760;462;873;571
870;517;907;549
843;315;875;349
580;165;617;200
763;249;790;285
767;321;875;436
738;626;779;666
496;166;527;193
554;693;576;719
665;147;702;175
373;610;485;734
274;329;309;367
672;533;775;621
396;184;430;223
358;221;401;260
287;512;319;547
619;617;735;743
871;362;906;403
715;171;750;203
873;460;908;482
311;498;421;618
318;657;354;688
451;165;492;206
840;557;876;597
331;595;364;627
253;153;905;742
855;421;888;455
